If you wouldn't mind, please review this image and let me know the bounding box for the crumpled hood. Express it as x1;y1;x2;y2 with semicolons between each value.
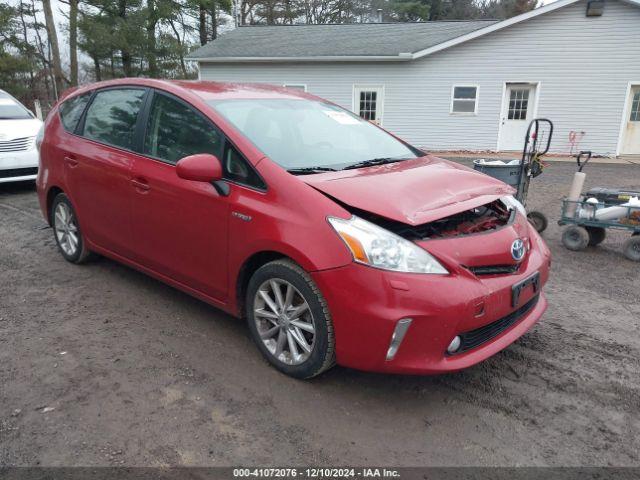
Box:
0;118;42;141
302;155;515;225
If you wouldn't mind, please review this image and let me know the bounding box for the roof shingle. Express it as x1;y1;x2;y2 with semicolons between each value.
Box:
187;21;497;60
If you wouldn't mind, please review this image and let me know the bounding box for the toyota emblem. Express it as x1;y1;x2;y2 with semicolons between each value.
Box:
511;239;526;261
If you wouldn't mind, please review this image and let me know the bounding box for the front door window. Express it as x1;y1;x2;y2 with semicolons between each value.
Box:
143;92;222;164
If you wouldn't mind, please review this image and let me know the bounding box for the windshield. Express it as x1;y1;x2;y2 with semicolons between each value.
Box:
209;98;420;172
0;93;32;120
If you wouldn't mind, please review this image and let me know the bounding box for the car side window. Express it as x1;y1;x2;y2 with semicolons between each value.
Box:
82;88;146;150
59;92;91;133
223;142;266;190
143;93;222;164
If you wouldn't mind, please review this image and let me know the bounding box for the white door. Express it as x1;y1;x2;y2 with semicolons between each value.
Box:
621;85;640;155
353;86;384;126
498;83;537;151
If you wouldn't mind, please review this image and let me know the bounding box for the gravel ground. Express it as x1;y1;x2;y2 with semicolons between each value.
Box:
0;160;639;468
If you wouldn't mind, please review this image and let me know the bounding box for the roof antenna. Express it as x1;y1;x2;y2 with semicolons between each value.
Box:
377;8;383;23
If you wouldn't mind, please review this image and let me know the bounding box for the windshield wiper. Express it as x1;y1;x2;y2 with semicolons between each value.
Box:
287;166;338;175
342;157;409;170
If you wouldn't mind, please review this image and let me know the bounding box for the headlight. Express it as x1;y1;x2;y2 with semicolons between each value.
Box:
327;215;448;274
501;195;526;217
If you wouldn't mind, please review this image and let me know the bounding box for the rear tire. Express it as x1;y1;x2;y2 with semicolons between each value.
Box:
527;211;548;233
51;193;93;264
562;225;589;251
586;227;606;246
622;236;640;262
245;259;335;379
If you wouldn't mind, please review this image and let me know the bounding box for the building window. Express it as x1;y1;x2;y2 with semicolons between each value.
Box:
359;91;377;121
507;88;530;120
451;86;478;114
283;84;307;92
354;86;384;125
630;91;640;122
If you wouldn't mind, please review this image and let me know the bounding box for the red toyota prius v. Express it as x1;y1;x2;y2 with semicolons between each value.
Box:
37;79;550;379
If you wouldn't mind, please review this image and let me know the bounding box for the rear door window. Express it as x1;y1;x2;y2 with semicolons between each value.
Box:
82;88;147;151
59;92;91;133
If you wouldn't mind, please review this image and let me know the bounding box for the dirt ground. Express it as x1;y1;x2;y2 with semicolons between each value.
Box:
1;160;639;468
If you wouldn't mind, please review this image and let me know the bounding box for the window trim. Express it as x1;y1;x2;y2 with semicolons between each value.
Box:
75;86;151;154
352;84;385;126
282;84;307;92
630;90;640;122
450;84;479;115
139;88;267;192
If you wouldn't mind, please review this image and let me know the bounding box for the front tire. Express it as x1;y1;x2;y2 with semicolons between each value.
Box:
51;193;93;264
246;259;335;379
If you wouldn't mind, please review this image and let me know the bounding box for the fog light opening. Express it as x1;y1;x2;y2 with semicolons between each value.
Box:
385;318;412;361
447;336;461;354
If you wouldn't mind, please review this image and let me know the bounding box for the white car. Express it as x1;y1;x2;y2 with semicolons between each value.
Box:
0;89;43;183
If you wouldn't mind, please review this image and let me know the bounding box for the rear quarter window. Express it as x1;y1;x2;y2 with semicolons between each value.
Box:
59;93;91;132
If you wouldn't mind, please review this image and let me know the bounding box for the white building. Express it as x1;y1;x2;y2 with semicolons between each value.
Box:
189;0;640;156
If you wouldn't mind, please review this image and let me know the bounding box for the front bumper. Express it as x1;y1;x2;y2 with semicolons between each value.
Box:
0;149;39;183
311;231;550;375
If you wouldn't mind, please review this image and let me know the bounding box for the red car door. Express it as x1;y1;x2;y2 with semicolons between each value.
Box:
129;91;229;302
63;87;148;258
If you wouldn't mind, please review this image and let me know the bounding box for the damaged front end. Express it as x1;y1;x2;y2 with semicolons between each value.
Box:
346;199;515;241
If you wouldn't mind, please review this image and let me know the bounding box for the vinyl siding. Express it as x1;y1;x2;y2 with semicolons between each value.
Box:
199;0;640;155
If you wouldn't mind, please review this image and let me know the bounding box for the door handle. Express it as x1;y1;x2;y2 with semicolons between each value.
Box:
131;178;150;192
64;156;78;168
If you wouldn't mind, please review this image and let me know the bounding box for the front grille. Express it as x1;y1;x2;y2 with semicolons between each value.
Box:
0;136;34;153
449;294;539;355
467;264;520;276
0;167;38;178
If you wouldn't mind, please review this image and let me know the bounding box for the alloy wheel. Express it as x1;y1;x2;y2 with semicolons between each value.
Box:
253;279;316;365
54;202;79;257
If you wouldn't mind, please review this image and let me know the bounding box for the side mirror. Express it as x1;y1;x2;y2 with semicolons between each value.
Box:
176;154;223;183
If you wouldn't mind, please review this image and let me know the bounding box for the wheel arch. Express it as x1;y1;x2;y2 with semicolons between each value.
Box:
45;185;64;224
235;250;292;319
